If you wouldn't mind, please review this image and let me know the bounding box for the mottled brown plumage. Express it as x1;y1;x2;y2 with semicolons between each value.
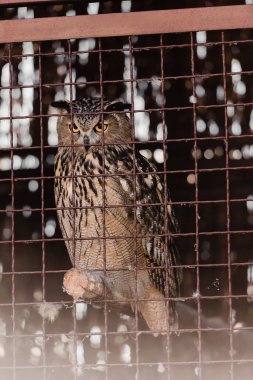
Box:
53;97;182;331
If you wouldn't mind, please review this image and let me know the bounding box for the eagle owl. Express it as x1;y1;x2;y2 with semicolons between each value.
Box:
53;97;182;331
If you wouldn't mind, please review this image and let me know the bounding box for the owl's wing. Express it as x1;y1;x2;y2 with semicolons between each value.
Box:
136;152;182;298
116;148;182;299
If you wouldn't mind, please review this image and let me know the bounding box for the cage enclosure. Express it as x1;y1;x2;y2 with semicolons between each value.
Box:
0;1;253;380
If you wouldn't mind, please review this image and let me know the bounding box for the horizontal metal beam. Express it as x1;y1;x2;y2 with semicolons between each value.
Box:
0;0;68;5
0;0;102;7
0;5;253;44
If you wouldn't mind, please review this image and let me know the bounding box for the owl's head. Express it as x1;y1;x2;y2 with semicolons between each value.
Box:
52;97;132;149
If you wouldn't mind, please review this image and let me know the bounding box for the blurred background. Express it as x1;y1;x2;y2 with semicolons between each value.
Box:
0;1;253;379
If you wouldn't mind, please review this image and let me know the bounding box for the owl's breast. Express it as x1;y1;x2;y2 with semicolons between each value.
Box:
54;148;157;299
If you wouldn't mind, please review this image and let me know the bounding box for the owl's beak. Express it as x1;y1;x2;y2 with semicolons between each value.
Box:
83;135;90;145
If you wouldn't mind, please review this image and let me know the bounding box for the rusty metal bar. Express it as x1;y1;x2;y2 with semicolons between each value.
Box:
0;5;253;44
0;0;77;4
1;229;253;246
0;358;253;370
190;31;202;378
9;43;16;380
0;0;67;5
0;0;99;5
221;31;234;380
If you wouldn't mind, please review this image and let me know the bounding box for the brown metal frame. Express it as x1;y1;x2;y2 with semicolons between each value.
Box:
0;0;99;4
0;5;253;43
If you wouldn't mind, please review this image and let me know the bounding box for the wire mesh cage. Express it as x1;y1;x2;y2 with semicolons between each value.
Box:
1;2;253;380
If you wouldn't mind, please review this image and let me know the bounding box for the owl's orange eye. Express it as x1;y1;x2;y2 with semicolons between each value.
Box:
69;123;79;133
94;121;108;134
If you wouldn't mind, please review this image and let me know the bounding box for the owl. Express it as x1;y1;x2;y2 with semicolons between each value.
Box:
53;97;182;332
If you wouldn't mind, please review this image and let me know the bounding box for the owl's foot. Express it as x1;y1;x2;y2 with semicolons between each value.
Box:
63;268;104;300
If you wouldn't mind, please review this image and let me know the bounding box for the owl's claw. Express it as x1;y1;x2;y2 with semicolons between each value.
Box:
63;268;104;300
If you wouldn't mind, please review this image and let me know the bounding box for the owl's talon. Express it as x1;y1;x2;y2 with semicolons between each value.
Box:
63;268;103;300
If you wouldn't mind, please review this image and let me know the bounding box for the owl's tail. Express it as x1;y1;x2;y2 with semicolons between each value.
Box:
139;286;178;332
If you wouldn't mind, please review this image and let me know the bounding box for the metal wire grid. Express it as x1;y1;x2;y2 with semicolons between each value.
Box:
0;24;253;380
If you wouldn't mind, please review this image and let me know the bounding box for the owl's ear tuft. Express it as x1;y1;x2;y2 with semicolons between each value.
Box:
106;102;132;112
51;100;70;112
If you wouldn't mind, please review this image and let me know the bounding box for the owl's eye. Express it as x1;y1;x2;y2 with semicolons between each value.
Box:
68;123;79;133
94;121;108;134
